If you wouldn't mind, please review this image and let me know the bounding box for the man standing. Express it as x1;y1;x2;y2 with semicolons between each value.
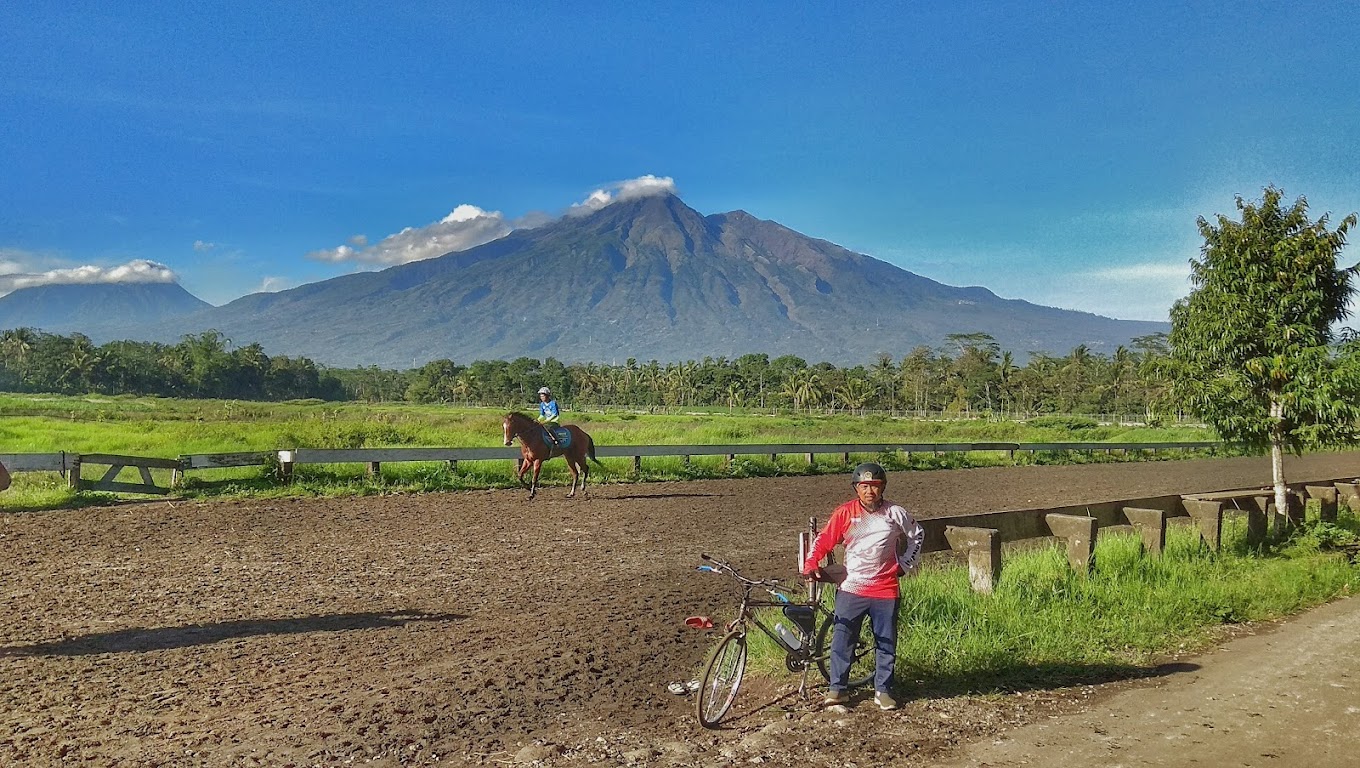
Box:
802;462;924;711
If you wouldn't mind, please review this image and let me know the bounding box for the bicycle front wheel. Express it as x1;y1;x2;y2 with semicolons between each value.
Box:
695;630;747;728
813;614;876;689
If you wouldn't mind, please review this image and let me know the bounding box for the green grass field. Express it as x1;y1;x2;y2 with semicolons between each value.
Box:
0;392;1223;510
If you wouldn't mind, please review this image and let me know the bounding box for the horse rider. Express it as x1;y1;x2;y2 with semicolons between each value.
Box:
536;387;562;447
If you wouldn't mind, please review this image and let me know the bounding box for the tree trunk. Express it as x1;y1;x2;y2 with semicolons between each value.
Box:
1270;398;1288;529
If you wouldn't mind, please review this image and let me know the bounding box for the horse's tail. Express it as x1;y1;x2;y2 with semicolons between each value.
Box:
587;435;604;466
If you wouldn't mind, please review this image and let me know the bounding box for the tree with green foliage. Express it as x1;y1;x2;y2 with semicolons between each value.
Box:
1169;187;1360;520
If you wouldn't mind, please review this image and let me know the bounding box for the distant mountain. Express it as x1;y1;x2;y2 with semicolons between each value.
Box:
0;282;212;336
26;194;1168;367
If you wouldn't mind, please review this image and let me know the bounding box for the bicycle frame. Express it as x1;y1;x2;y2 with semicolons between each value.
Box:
699;555;830;683
730;589;822;658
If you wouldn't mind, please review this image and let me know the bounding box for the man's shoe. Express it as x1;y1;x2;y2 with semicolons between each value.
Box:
874;691;898;710
823;689;848;709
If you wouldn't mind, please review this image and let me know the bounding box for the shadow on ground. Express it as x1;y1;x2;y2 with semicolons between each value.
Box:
3;610;466;656
908;660;1203;699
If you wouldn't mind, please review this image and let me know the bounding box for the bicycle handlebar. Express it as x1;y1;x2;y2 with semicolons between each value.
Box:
697;554;804;603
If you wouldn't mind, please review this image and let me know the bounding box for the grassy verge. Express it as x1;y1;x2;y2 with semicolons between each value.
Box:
741;509;1360;693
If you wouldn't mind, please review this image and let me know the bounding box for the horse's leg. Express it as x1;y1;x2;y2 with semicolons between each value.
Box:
566;456;580;498
575;449;588;498
515;455;530;487
529;459;542;499
581;452;589;497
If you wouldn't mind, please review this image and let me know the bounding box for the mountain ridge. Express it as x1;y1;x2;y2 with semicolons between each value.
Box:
3;194;1167;367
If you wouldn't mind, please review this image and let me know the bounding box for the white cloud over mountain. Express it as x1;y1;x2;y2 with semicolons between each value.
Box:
309;174;678;266
0;257;179;297
568;175;678;215
307;204;514;266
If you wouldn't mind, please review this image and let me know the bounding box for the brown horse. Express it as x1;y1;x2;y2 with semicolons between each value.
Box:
502;412;602;499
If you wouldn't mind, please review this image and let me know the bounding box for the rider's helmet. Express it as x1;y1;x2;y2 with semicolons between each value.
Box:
537;386;552;396
850;462;887;486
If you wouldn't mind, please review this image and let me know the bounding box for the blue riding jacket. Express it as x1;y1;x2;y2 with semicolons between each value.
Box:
538;399;560;423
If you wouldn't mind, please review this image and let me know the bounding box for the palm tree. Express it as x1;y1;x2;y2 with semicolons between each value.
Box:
0;327;36;371
785;369;823;414
61;336;101;392
870;354;897;412
835;377;873;415
997;351;1017;417
725;381;744;413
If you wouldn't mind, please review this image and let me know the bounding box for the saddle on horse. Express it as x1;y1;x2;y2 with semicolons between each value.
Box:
543;426;572;450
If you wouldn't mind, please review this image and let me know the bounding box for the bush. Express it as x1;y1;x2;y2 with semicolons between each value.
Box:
1027;415;1100;430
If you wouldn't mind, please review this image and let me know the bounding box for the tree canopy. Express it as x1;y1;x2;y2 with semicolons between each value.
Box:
1169;187;1360;516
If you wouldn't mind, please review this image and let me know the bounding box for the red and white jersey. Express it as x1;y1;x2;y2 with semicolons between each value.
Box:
802;498;924;599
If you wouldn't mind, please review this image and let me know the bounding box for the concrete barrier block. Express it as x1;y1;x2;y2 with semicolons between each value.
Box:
1123;507;1168;556
1335;481;1359;512
945;526;1002;594
1045;513;1097;574
1265;492;1305;535
1305;485;1339;523
1182;498;1224;550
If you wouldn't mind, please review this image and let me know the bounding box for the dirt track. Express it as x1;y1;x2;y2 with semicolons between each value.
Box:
1;452;1358;767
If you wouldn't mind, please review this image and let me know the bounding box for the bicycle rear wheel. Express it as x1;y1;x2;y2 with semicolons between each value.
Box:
696;630;747;728
813;614;876;689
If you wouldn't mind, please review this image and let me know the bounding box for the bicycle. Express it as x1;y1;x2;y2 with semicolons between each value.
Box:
693;552;876;728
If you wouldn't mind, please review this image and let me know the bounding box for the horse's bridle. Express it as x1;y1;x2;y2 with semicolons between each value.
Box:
503;417;533;446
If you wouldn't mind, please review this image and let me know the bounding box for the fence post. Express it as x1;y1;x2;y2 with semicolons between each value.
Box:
277;451;295;484
1182;499;1224;550
945;526;1002;594
1305;485;1339;523
68;456;82;490
1335;481;1360;513
1123;508;1168;556
1046;513;1097;574
1243;495;1270;544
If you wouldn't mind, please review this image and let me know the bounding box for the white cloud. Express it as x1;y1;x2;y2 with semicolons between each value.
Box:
257;276;293;293
304;174;680;266
568;174;678;215
307;204;513;266
0;258;179;297
1086;263;1191;284
193;240;216;252
1027;261;1192;322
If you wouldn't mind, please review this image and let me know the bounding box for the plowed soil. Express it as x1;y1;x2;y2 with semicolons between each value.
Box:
2;452;1357;767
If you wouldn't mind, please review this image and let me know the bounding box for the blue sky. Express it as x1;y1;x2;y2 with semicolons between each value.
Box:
2;1;1358;322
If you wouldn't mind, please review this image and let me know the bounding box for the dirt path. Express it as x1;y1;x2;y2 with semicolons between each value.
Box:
0;452;1356;766
935;595;1360;767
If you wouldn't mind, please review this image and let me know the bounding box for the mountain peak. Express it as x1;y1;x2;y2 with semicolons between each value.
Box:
0;282;212;336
